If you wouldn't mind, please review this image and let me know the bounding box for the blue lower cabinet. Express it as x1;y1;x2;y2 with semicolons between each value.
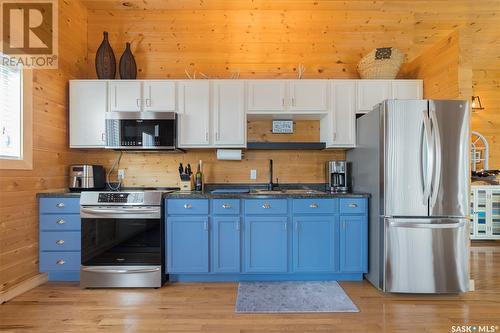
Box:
293;216;337;272
339;215;368;273
244;217;288;273
167;216;209;273
212;217;240;273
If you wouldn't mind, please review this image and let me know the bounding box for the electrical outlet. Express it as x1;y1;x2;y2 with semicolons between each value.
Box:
118;169;125;180
250;169;257;180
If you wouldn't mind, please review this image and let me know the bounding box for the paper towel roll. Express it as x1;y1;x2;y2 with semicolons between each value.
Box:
216;149;243;160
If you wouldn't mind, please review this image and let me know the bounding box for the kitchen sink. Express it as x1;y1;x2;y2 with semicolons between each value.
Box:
249;189;325;195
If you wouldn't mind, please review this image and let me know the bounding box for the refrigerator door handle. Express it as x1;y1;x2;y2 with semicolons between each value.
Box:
389;220;466;229
430;108;442;207
421;110;433;204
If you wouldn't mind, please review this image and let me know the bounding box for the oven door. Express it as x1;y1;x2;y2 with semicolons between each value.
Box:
105;111;177;149
80;206;162;267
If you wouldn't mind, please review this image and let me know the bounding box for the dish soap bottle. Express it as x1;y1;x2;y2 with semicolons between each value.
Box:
195;160;203;192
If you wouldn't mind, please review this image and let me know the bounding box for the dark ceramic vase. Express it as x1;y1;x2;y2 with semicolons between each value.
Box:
119;42;137;79
95;32;116;79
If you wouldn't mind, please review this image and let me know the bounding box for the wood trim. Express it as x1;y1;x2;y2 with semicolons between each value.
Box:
0;273;47;304
0;69;33;170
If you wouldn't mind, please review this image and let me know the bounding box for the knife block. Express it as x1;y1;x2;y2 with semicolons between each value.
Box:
180;179;193;192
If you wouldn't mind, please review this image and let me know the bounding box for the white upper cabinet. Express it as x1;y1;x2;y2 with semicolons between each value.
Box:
247;80;286;112
357;80;391;113
109;81;142;112
327;80;356;147
213;81;246;147
288;80;328;112
391;80;423;100
110;80;176;112
178;81;211;147
143;81;176;111
70;80;107;148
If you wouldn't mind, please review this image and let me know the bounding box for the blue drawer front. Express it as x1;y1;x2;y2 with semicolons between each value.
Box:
292;199;337;215
40;198;80;214
40;214;80;231
40;231;81;251
39;251;80;271
244;199;287;215
339;198;367;215
167;199;209;215
212;199;240;215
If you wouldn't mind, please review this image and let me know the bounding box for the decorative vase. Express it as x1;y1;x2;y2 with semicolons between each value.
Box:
95;31;116;79
119;42;137;79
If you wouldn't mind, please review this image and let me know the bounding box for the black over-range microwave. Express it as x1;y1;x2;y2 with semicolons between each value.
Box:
105;111;181;151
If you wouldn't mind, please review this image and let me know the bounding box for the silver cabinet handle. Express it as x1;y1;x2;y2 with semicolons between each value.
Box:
56;219;65;225
183;204;192;209
262;203;271;209
56;202;65;208
282;98;285;106
235;222;240;230
56;259;65;265
222;203;231;209
204;221;208;230
56;240;65;245
309;203;319;208
284;222;287;230
348;203;358;208
295;222;299;231
205;132;209;142
145;98;151;107
292;97;295;106
136;98;140;108
101;132;106;142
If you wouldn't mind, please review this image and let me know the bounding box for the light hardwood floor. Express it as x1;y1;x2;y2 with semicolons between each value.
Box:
0;242;499;333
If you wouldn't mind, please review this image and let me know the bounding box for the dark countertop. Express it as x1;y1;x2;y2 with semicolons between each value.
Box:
163;191;369;199
37;184;370;199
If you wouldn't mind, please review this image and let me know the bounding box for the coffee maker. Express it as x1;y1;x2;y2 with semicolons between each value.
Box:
69;165;105;191
326;161;351;193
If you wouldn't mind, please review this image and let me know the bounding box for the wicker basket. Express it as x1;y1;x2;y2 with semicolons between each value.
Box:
357;47;405;79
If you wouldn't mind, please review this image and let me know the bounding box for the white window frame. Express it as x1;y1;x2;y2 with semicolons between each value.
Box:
0;68;33;170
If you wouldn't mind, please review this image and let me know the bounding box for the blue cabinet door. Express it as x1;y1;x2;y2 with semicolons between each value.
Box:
244;216;288;273
212;217;240;273
293;216;337;272
167;216;209;273
339;215;368;273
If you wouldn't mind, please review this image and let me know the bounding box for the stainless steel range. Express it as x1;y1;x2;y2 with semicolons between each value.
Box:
80;191;165;288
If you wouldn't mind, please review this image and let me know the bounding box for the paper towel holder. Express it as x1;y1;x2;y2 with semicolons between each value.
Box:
216;149;244;161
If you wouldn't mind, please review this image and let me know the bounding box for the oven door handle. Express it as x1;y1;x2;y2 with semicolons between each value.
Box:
80;207;160;214
81;267;160;274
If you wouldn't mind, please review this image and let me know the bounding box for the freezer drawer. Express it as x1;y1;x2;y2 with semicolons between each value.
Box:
384;218;469;293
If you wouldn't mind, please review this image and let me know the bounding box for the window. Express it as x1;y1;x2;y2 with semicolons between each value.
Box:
0;60;22;159
0;54;32;170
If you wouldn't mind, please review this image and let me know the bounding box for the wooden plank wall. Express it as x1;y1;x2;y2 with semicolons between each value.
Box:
0;0;90;292
399;29;472;99
471;70;500;169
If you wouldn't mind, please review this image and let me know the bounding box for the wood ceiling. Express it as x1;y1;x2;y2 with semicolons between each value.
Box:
80;0;500;70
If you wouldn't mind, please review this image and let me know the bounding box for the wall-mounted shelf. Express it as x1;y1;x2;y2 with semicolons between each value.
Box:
246;142;326;150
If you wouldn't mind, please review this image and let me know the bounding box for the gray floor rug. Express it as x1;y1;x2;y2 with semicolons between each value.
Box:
235;281;359;313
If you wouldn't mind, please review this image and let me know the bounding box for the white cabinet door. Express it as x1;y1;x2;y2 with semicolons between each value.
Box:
391;80;423;100
109;81;142;111
70;81;107;148
247;80;286;112
213;81;246;147
329;80;356;147
178;81;210;147
288;80;328;112
143;81;176;111
357;80;391;112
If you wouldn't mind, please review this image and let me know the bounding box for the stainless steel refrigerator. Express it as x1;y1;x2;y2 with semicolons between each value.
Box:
347;99;470;293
